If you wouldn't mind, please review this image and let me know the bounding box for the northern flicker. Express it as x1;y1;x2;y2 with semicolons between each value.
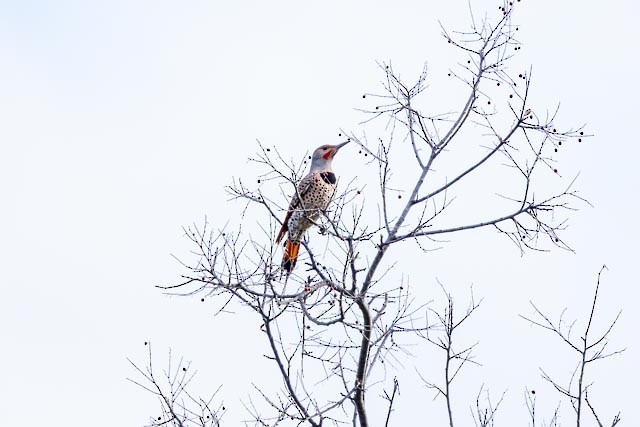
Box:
276;141;349;273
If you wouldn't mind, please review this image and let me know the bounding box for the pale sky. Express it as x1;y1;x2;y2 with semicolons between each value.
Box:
1;1;638;425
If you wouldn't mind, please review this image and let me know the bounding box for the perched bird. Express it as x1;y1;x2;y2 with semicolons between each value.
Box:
276;141;350;273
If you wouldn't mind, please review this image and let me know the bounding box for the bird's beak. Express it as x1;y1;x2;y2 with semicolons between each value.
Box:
334;140;350;151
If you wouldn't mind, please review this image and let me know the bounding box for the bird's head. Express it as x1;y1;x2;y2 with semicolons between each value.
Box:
310;141;349;171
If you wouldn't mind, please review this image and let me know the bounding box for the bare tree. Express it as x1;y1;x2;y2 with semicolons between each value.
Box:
524;388;560;427
418;284;483;427
131;2;616;426
128;342;224;427
417;286;507;427
521;266;624;427
471;384;507;427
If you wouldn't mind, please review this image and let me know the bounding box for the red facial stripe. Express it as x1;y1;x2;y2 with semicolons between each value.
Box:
322;149;333;160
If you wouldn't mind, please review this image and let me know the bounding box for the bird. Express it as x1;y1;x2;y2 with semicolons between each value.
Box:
276;141;350;273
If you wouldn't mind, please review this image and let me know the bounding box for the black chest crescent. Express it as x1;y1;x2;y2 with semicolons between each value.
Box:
320;172;337;184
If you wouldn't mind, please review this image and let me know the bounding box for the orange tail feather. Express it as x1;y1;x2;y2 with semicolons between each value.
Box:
282;240;301;273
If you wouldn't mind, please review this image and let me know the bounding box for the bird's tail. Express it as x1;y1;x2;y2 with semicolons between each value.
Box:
281;239;301;273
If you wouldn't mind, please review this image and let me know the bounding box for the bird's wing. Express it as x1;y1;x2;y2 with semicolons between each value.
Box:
275;174;314;244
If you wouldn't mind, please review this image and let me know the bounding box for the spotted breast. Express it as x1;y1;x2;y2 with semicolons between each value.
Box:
275;142;349;273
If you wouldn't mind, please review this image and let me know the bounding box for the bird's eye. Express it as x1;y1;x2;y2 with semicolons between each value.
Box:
323;147;329;151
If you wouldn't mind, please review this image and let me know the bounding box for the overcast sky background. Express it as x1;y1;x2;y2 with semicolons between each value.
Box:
1;1;638;425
